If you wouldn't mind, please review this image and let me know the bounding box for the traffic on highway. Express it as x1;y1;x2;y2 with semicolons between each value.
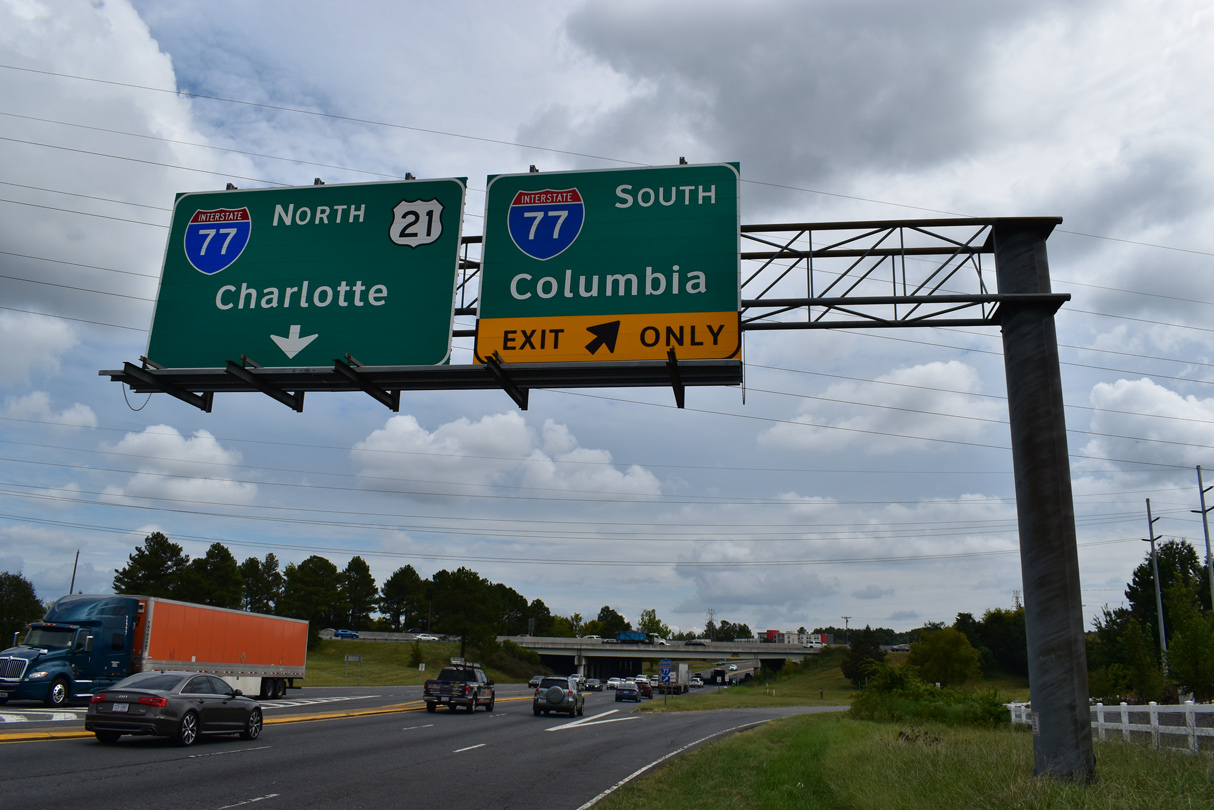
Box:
0;679;835;810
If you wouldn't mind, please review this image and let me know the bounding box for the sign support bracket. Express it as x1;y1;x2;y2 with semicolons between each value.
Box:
334;356;400;412
666;349;686;409
225;359;304;412
123;360;213;413
485;352;529;410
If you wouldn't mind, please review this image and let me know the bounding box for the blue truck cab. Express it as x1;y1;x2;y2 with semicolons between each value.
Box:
0;594;140;707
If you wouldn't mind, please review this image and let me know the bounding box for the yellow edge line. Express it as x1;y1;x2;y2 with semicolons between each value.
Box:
0;696;531;744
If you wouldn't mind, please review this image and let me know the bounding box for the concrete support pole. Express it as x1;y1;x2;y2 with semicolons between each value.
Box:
993;219;1095;781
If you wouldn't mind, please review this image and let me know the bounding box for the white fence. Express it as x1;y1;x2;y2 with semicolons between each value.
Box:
1007;701;1214;754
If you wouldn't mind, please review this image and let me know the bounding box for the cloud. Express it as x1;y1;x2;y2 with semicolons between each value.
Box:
758;361;1004;454
98;425;257;505
853;585;893;600
3;391;97;427
1080;378;1214;471
0;314;79;381
351;412;661;496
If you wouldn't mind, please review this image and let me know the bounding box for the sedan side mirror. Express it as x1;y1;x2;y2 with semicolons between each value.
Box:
233;689;243;697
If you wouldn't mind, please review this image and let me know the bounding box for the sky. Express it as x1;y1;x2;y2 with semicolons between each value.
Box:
1;0;1212;637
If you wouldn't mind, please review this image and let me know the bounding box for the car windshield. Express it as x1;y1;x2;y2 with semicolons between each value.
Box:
22;627;74;650
110;672;186;691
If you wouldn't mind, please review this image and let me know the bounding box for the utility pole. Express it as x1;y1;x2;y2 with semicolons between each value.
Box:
1192;466;1214;612
706;608;716;641
1144;498;1167;665
842;616;850;645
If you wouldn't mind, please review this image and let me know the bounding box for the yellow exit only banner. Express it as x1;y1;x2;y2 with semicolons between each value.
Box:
475;312;740;363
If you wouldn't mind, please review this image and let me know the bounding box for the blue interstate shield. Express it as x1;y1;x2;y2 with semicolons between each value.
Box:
183;207;252;274
507;188;584;260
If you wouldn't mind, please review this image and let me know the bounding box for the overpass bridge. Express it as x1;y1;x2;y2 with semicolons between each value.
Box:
503;637;818;680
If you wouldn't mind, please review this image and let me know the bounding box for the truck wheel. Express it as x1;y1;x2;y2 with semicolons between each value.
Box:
466;698;477;713
44;677;70;707
486;695;495;712
425;702;436;713
241;708;263;740
175;711;199;747
95;731;121;744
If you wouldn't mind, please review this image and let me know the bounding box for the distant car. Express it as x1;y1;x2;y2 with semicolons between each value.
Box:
533;676;584;717
685;639;708;646
333;629;359;639
581;634;601;640
615;683;642;703
606;677;623;690
84;671;262;746
415;633;439;641
635;680;653;699
585;678;602;692
728;664;738;671
633;674;650;685
690;677;704;688
529;675;543;688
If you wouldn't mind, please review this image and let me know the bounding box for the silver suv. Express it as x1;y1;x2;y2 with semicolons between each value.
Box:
532;676;584;717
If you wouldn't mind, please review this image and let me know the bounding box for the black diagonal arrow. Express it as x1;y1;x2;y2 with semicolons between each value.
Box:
585;320;622;355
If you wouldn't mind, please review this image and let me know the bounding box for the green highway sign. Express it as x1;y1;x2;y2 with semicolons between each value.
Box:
147;178;466;369
475;163;740;364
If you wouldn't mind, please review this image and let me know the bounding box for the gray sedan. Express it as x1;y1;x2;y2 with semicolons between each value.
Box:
84;670;263;746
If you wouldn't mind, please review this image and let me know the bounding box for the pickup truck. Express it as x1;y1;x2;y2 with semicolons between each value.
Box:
422;661;495;713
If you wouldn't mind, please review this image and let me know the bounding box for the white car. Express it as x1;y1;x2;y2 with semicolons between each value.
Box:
415;633;439;641
690;677;704;688
728;664;738;671
606;677;623;690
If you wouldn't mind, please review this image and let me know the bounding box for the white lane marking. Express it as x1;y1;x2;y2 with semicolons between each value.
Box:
258;695;376;709
453;743;486;753
546;709;640;731
0;711;82;723
216;793;280;809
401;724;434;731
189;745;272;758
576;717;778;809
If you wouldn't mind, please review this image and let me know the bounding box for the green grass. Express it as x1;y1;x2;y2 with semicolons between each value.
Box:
594;714;1214;810
303;639;531;686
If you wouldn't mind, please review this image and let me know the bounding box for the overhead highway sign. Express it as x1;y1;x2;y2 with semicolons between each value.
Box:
475;163;740;363
147;178;466;369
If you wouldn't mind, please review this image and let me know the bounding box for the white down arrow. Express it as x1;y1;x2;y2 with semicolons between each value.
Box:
271;325;319;358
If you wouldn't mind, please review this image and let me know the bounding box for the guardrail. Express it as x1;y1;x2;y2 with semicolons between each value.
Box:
1007;701;1214;754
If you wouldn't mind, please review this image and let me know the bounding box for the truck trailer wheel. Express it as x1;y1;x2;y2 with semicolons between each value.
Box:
44;677;70;707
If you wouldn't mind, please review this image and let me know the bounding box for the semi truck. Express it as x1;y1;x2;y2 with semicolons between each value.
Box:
0;594;308;707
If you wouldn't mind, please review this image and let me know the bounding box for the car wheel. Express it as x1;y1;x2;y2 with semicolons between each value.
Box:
44;677;70;707
425;702;437;713
576;702;584;716
241;708;263;740
95;731;121;744
533;706;541;716
175;711;199;747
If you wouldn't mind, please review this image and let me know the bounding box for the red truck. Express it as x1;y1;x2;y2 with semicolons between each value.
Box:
0;594;307;706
